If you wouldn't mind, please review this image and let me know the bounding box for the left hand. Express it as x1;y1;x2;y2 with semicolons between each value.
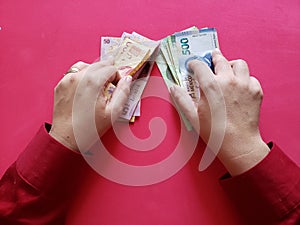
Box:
49;60;132;151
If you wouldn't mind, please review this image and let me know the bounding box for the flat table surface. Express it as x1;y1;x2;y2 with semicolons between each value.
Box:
1;0;299;224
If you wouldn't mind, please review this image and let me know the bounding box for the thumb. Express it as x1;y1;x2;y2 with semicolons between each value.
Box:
170;85;199;133
108;75;132;121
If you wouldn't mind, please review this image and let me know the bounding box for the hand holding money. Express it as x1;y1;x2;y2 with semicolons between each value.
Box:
170;49;270;176
101;27;219;125
101;32;160;122
156;27;219;130
49;60;132;151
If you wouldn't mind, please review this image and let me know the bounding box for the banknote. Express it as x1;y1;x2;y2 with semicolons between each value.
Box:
175;28;219;59
100;37;121;60
168;27;199;85
156;27;219;130
100;28;219;127
101;35;142;121
159;26;198;87
176;28;219;100
118;33;159;121
119;60;156;121
114;38;151;77
121;33;159;120
167;36;180;82
101;32;160;122
156;50;193;131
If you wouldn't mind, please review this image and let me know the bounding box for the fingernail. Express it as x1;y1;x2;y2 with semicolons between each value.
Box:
125;76;132;82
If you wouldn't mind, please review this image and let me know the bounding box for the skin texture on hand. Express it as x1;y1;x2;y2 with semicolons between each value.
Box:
170;49;270;176
49;60;132;151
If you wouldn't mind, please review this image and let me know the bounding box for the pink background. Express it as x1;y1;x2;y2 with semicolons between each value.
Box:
1;0;299;224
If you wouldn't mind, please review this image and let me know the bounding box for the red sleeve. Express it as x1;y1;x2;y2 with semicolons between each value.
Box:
220;143;300;225
0;124;85;225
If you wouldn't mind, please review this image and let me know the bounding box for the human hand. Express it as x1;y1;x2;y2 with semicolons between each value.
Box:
170;49;269;175
49;60;132;151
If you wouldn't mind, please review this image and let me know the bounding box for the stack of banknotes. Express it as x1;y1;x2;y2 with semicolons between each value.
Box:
100;32;160;123
100;27;219;129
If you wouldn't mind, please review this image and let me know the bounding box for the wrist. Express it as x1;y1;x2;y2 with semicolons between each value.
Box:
218;133;270;176
49;127;79;152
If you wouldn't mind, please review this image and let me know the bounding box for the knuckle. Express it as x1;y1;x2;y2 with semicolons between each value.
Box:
55;79;66;90
236;59;249;71
68;75;77;84
249;77;263;99
254;87;263;99
251;89;263;101
212;54;224;63
227;77;238;87
72;61;88;69
72;61;82;68
235;59;248;66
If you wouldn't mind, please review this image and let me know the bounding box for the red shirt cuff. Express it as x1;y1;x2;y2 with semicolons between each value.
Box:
220;143;300;223
16;124;85;195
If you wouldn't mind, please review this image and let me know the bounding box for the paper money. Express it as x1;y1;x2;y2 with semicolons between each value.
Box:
176;28;219;100
100;37;121;60
114;38;151;77
100;32;159;122
176;28;219;58
100;27;219;128
156;27;219;130
159;26;198;87
159;39;178;85
119;61;154;120
156;51;193;131
101;35;146;120
117;33;159;121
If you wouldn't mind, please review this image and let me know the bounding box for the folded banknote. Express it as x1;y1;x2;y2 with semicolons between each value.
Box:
100;32;159;122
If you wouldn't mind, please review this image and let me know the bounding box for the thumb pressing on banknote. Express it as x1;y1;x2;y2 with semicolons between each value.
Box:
171;49;270;176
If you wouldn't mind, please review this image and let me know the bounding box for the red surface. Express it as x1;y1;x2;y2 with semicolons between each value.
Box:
0;0;299;224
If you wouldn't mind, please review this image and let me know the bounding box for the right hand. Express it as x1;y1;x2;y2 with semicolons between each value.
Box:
170;49;269;176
